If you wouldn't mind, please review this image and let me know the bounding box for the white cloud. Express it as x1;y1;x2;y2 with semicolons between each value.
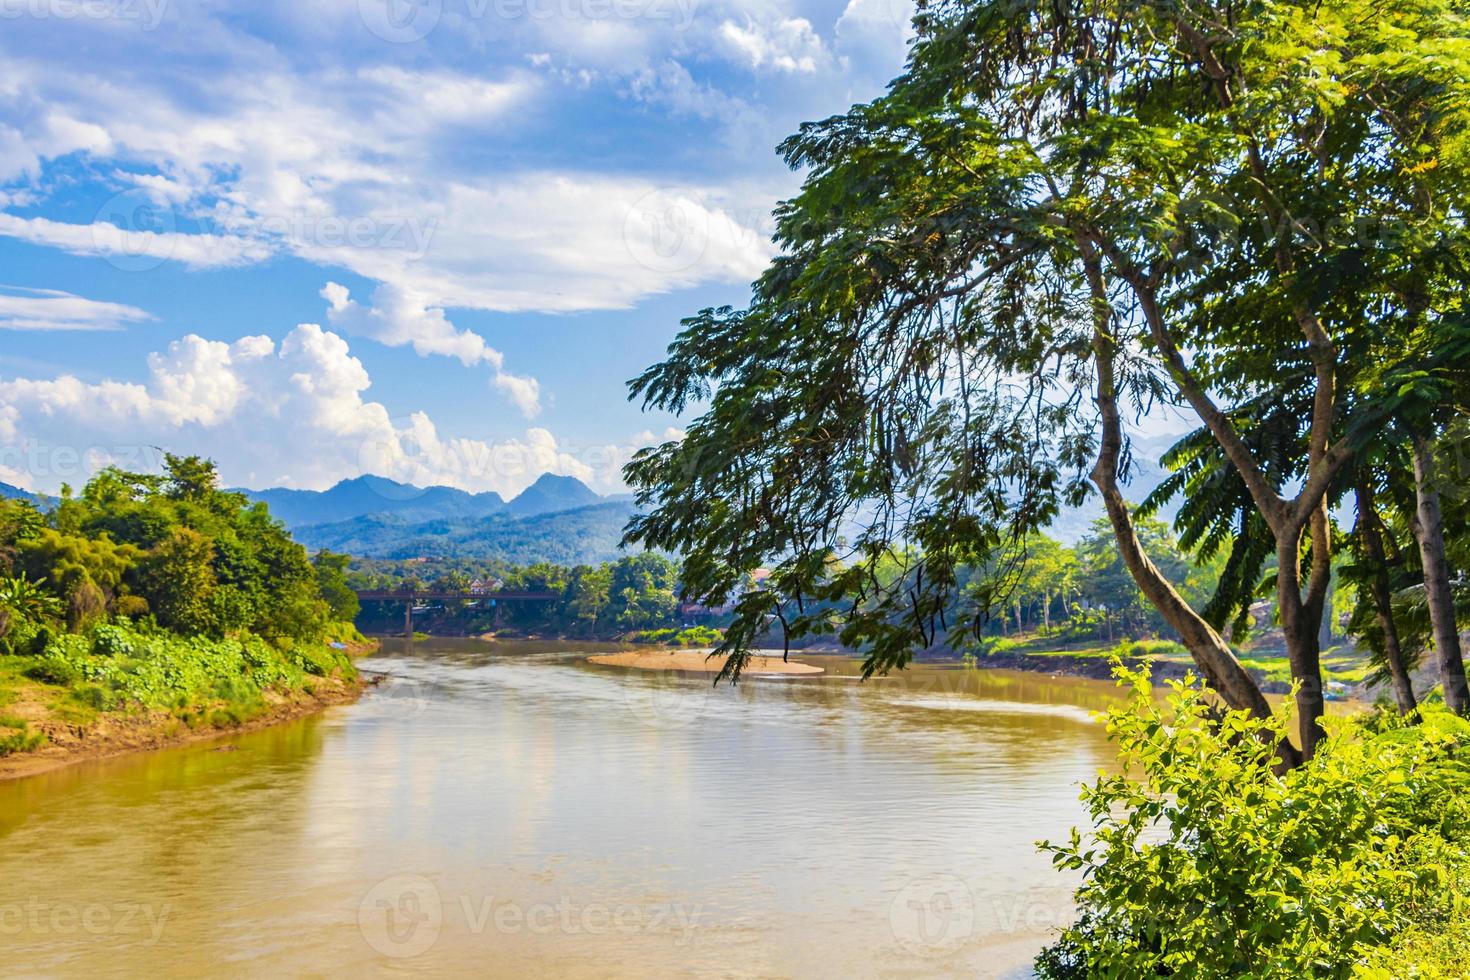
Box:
0;286;153;332
0;212;270;270
0;325;666;496
321;281;543;417
321;281;502;368
0;35;776;317
718;17;828;73
834;0;916;73
492;372;543;419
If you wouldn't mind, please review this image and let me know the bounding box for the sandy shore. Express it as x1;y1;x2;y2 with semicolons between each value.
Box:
588;649;824;675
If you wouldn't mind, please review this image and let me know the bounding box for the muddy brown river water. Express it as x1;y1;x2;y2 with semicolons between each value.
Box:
0;639;1129;978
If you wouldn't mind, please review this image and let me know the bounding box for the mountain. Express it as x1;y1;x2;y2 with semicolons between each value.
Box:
239;473;613;530
240;476;506;529
295;500;638;566
503;473;603;518
0;483;54;507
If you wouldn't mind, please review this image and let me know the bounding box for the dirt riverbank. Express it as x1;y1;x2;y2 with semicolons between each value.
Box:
0;667;376;784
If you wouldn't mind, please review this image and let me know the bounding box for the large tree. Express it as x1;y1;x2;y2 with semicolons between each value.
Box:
626;0;1470;762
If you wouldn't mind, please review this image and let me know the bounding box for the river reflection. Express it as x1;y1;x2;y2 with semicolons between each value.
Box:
0;639;1127;978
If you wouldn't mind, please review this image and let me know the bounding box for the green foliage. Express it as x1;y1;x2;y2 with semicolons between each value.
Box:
1038;666;1470;977
20;621;351;711
628;625;724;647
313;550;360;623
0;455;363;757
0;573;64;623
351;552;690;639
0;725;46;757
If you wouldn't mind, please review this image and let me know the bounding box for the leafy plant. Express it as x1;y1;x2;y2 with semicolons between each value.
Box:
0;573;63;622
1038;665;1470;977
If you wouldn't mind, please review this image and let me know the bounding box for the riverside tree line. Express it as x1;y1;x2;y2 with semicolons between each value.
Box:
0;456;360;753
621;0;1470;972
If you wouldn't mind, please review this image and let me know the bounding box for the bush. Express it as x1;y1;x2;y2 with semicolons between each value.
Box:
0;727;46;756
111;595;150;619
1037;665;1470;978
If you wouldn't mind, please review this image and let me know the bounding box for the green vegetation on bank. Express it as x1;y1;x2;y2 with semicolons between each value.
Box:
1039;666;1470;978
627;626;724;647
0;456;363;756
350;552;690;638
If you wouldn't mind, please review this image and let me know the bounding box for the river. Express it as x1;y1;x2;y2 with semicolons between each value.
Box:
0;639;1127;978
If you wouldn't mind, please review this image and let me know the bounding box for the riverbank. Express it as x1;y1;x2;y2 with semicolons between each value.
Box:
0;631;379;783
0;668;374;782
588;649;825;674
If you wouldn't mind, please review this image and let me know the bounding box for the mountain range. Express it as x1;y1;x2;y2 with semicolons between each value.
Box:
237;473;635;565
238;473;604;530
294;500;639;566
4;433;1187;566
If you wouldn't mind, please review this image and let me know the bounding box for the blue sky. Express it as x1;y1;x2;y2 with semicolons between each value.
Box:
0;0;913;496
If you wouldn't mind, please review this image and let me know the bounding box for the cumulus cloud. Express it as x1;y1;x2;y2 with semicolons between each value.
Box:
717;17;828;73
321;281;502;368
0;286;153;332
0;27;777;323
321;281;543;417
0;326;660;496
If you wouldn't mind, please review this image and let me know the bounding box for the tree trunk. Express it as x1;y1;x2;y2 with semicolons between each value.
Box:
1042;590;1051;632
1356;482;1418;717
1410;434;1470;716
1088;313;1279;720
1277;530;1328;757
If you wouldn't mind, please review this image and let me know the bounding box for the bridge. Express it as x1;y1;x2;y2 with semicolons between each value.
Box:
353;590;559;635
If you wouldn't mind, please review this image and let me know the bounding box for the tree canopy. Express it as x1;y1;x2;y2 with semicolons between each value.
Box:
625;0;1470;761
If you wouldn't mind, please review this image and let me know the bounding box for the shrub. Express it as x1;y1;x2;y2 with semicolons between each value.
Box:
0;727;46;756
674;625;724;647
111;595;150;619
1037;665;1470;978
93;623;138;657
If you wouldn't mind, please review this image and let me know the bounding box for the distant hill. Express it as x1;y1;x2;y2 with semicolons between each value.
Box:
295;500;638;566
0;483;53;507
239;473;619;530
240;475;509;529
503;473;603;518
